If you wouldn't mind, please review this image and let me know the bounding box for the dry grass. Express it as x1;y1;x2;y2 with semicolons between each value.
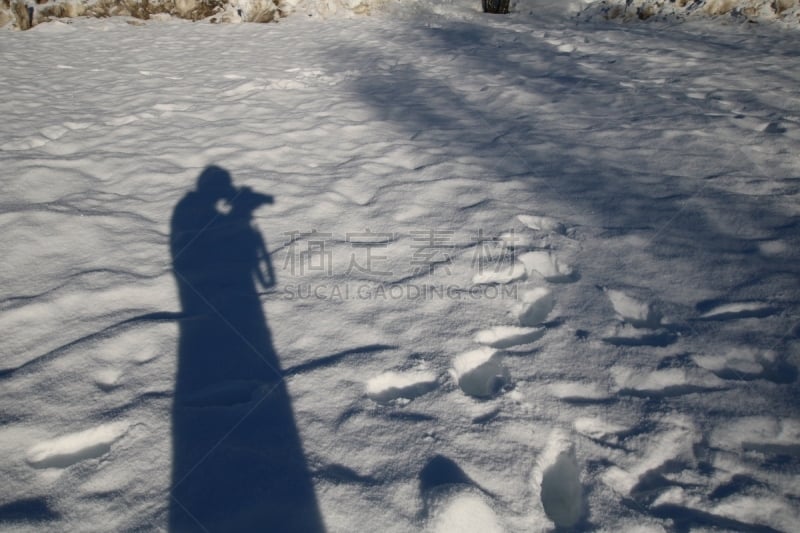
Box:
11;0;31;29
36;0;244;24
772;0;794;14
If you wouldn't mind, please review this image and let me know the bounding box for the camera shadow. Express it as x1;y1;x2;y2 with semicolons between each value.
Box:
168;166;324;532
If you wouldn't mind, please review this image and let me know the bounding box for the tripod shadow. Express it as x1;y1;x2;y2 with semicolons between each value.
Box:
169;166;324;532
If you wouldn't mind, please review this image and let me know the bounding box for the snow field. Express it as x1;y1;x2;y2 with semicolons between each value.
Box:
1;2;799;531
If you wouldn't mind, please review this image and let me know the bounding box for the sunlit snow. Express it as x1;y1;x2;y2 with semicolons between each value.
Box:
1;0;798;531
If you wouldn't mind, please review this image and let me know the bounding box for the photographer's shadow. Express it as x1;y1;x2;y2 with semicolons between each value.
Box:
169;166;324;532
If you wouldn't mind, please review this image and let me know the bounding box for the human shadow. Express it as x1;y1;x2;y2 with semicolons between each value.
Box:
169;166;324;532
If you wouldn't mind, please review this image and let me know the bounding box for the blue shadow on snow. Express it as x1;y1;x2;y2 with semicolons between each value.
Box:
168;166;325;532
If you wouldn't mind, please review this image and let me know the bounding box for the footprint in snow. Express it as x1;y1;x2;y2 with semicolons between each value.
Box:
419;454;491;499
600;287;677;346
692;346;797;384
611;366;727;397
514;287;555;327
420;456;501;532
600;415;699;499
710;416;800;459
535;430;585;529
602;287;662;329
450;347;509;399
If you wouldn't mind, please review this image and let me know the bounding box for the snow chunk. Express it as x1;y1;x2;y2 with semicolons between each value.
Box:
698;301;776;320
498;231;535;249
451;347;509;399
612;367;725;396
518;251;574;282
604;289;661;328
474;325;545;349
514;287;555;326
517;214;566;235
365;371;438;404
431;492;503;533
26;422;129;469
548;381;610;402
471;262;526;285
93;368;124;391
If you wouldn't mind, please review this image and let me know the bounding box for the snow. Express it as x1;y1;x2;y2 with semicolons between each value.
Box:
518;250;575;282
516;214;566;235
1;1;799;531
25;422;130;469
431;492;504;533
474;325;545;348
365;370;438;404
533;429;585;528
514;287;555;326
450;347;510;398
604;287;662;328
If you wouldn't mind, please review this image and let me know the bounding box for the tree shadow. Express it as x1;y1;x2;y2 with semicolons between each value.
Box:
169;166;324;532
324;21;800;310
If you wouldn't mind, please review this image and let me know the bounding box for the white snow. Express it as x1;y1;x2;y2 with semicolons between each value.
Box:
514;287;555;326
471;261;526;285
518;251;575;282
533;430;584;528
573;416;629;443
516;214;566;235
431;491;504;533
548;381;611;402
451;347;510;398
612;366;727;396
1;1;798;531
604;288;662;328
365;370;438;404
474;325;545;349
698;301;775;320
26;422;130;469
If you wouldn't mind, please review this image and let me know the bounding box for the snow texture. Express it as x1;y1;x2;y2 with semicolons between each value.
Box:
0;0;799;531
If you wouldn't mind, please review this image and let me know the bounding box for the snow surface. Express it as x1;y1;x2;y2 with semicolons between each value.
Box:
1;1;799;531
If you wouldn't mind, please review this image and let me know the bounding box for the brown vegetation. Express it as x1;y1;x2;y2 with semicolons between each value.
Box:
11;0;31;30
